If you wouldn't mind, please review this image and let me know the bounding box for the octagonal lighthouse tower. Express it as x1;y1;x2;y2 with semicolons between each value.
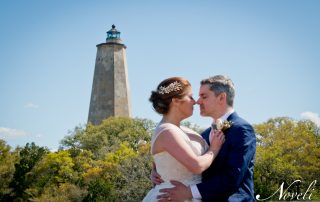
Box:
88;25;132;125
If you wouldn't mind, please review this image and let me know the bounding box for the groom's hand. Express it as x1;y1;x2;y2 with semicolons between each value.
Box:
158;180;192;202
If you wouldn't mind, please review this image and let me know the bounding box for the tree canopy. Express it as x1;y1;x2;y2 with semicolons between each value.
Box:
254;117;320;201
1;116;319;201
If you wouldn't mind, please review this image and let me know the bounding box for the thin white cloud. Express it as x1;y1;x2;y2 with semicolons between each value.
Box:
301;112;320;127
0;127;28;139
35;134;42;138
24;102;39;109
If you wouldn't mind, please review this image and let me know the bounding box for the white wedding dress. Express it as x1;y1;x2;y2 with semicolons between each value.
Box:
143;123;208;202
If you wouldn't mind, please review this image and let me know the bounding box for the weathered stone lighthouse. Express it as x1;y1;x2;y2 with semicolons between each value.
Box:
88;25;131;125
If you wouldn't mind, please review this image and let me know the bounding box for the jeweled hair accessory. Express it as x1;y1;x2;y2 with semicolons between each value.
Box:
158;81;183;94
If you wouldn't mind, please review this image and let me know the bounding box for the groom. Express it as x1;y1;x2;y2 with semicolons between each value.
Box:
156;75;256;201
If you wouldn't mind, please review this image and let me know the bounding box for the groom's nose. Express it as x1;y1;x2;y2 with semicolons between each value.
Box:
196;99;201;105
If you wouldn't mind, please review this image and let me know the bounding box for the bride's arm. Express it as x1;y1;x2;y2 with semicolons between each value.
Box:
154;128;224;174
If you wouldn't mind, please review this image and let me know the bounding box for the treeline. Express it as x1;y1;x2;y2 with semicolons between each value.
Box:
254;117;320;200
0;117;319;201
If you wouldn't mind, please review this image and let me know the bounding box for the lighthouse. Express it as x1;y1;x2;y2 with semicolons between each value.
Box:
88;25;131;125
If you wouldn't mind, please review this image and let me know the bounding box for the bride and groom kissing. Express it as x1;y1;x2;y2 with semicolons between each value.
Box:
143;75;256;202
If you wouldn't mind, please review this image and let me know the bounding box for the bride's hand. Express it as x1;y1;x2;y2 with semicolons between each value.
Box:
151;162;164;186
210;130;225;152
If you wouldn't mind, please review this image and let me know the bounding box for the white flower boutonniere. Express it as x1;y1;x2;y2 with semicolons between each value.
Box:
216;119;232;132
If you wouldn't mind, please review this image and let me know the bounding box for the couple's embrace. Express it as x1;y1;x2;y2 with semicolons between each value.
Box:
143;75;256;202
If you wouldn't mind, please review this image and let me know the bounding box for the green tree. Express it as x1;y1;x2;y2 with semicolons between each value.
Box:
254;117;320;200
60;117;154;159
114;143;153;201
27;150;77;197
10;142;49;200
34;183;87;202
83;179;116;202
59;117;155;201
0;139;17;200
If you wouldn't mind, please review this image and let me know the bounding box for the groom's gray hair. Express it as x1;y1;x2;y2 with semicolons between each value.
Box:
201;75;235;107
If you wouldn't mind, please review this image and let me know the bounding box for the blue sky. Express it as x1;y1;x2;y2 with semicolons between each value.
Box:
1;1;319;150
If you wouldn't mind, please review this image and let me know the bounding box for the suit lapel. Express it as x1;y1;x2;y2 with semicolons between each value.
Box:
224;112;238;138
202;128;211;145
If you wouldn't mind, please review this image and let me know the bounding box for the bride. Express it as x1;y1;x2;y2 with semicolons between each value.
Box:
143;77;225;202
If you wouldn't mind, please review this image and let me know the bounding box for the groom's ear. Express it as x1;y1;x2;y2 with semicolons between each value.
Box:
218;92;227;103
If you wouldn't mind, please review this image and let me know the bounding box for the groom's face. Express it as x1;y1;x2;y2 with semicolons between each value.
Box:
197;84;220;118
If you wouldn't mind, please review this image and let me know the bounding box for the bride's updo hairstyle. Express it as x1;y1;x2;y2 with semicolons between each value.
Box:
149;77;191;115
